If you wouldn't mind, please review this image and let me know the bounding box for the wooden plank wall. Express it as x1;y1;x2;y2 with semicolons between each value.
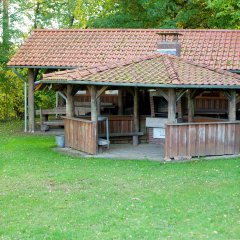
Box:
99;115;147;136
74;94;118;105
64;118;97;155
165;122;240;159
76;115;148;143
195;96;228;113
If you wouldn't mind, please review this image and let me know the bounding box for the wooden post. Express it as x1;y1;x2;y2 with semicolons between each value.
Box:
28;68;35;132
168;89;176;123
133;87;139;146
90;85;98;122
188;90;194;122
97;97;101;116
66;85;74;117
118;88;123;115
177;99;183;122
228;90;236;121
90;85;98;153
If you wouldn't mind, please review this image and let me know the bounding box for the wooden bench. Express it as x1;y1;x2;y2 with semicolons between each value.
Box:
36;102;116;131
43;120;64;126
99;132;144;137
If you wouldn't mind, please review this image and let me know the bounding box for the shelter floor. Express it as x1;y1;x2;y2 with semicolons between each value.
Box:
97;144;164;161
58;143;165;161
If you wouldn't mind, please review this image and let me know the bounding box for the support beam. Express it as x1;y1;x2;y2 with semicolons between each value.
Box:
57;92;66;107
155;89;169;101
118;88;123;115
28;69;35;132
133;87;139;146
96;86;108;116
176;89;187;102
96;86;108;99
228;90;236;121
168;89;176;123
66;85;74;117
126;87;134;96
188;90;194;122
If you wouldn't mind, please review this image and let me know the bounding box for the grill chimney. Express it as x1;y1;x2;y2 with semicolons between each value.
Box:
156;32;182;57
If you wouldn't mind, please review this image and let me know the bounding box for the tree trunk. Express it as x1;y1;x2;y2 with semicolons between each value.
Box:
34;1;40;29
2;0;10;61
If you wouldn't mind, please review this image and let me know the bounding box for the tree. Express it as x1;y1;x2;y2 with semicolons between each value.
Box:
207;0;240;29
74;0;239;29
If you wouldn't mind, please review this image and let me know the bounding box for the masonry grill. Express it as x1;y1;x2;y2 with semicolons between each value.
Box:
156;32;182;57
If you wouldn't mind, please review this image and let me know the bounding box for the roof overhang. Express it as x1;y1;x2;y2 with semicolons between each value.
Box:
7;65;77;69
39;79;240;90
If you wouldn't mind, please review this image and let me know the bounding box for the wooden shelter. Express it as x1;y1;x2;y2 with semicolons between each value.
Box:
40;53;240;160
7;29;240;133
7;28;240;160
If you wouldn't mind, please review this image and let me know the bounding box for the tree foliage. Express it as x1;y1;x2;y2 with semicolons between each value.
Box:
0;0;239;120
78;0;239;29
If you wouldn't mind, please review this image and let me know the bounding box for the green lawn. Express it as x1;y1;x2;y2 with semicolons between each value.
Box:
0;121;240;239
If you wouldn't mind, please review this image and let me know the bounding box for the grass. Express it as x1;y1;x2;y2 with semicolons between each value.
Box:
0;121;240;239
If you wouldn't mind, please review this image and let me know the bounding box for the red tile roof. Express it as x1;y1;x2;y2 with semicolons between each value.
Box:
8;29;240;70
42;54;240;88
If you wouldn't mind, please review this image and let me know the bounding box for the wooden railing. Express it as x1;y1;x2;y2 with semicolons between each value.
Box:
165;121;240;160
64;117;97;155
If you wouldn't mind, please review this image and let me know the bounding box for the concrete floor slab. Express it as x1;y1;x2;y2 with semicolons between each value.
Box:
97;144;164;161
56;144;164;162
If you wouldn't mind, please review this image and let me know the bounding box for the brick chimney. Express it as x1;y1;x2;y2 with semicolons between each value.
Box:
156;32;182;57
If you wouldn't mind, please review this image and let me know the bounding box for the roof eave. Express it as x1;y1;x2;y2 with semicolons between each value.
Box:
7;65;77;70
40;79;240;90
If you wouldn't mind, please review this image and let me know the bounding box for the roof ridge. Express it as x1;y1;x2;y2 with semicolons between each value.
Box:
170;55;240;80
33;28;240;33
42;54;162;79
162;55;180;84
77;53;160;71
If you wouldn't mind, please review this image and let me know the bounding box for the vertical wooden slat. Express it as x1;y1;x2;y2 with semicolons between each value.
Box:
164;126;170;159
198;124;206;156
207;124;216;155
188;124;197;157
226;124;235;154
178;125;187;158
216;124;225;155
234;124;240;154
224;123;230;154
205;124;210;156
171;125;179;158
